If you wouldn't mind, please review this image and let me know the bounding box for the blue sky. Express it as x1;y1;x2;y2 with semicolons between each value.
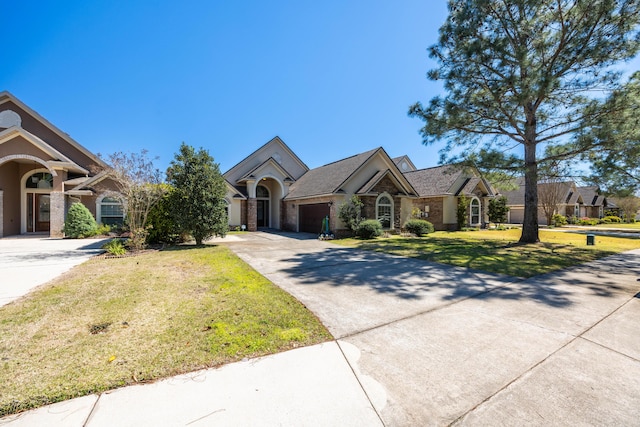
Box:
2;1;449;173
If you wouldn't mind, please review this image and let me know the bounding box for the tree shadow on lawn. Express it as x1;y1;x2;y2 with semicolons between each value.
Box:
278;244;640;308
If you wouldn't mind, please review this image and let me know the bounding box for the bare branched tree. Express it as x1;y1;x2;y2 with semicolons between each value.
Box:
538;180;568;226
610;196;640;223
100;150;167;250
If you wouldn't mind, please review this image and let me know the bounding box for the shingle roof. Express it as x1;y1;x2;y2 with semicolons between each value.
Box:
238;157;296;182
501;179;583;206
284;148;379;199
403;165;462;197
578;186;606;207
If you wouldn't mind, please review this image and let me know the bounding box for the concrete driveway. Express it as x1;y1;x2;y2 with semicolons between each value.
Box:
224;231;640;426
0;236;108;307
2;231;639;426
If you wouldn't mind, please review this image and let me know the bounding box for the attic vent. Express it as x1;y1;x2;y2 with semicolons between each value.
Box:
566;191;573;204
0;110;21;128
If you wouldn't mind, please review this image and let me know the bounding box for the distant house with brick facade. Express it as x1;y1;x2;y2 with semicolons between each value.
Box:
501;178;615;225
0;91;121;238
224;137;497;235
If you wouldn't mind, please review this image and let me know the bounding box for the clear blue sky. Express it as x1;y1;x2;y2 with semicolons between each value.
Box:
1;1;449;173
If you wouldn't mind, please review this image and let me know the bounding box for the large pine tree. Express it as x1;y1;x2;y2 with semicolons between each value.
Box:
410;0;640;243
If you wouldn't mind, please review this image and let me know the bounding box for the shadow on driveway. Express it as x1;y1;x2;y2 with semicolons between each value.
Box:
278;245;640;308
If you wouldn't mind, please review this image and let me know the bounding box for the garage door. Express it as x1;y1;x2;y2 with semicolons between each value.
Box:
508;207;524;224
299;203;330;234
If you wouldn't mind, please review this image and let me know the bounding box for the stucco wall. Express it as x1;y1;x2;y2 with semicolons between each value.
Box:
1;100;100;170
0;162;21;236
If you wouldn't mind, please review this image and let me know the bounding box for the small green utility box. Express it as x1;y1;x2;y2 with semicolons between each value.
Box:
587;234;595;246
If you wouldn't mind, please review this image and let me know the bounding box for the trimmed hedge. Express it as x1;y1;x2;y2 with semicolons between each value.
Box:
356;220;383;239
64;203;98;238
404;219;434;236
601;215;622;223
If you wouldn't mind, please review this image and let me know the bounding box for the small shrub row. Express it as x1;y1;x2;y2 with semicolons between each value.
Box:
404;219;435;236
356;220;383;239
551;214;624;227
601;215;622;223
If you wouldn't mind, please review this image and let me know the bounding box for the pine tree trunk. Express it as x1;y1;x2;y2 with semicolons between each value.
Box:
520;142;540;243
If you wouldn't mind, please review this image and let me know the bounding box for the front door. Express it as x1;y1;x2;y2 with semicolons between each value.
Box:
257;200;269;227
27;193;50;233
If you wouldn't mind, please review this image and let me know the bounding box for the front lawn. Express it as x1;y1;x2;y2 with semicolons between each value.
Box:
333;229;640;278
0;245;331;416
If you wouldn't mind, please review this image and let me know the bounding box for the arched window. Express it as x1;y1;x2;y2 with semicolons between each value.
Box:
97;195;125;226
256;185;269;199
470;197;481;225
376;194;393;229
25;172;53;189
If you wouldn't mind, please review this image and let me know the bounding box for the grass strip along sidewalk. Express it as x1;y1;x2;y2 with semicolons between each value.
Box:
0;245;331;416
334;228;640;278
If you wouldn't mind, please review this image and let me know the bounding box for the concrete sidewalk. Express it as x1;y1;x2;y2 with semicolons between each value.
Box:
2;231;640;426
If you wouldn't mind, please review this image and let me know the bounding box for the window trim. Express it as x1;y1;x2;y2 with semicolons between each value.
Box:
96;193;125;226
376;193;394;229
469;197;481;226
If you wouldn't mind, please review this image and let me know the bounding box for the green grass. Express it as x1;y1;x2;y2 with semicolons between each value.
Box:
591;222;640;230
333;229;640;278
0;245;331;416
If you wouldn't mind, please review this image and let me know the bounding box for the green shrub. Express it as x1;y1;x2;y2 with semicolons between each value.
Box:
404;219;434;236
64;203;98;238
551;214;567;226
578;217;599;226
601;215;622;223
356;219;383;239
96;223;112;236
102;239;127;256
338;195;364;232
456;196;470;230
147;187;183;244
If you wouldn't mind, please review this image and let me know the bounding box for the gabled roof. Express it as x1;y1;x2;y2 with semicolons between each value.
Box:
578;186;606;207
0;91;107;169
356;169;411;195
285;148;379;199
284;147;417;200
0;126;89;174
225;181;247;200
403;165;466;197
392;155;417;172
224;136;309;179
501;178;583;206
237;157;297;183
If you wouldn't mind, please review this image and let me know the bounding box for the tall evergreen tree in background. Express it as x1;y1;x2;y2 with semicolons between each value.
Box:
167;143;228;245
410;0;640;243
578;72;640;196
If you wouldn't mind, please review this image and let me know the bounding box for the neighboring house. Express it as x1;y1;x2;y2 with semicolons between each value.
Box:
0;92;122;238
501;178;613;225
404;165;496;231
578;186;615;218
224;138;496;235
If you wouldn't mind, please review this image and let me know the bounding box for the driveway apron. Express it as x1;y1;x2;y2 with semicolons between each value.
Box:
223;231;640;426
0;236;108;307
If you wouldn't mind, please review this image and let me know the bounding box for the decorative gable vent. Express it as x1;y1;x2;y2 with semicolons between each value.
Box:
0;110;22;128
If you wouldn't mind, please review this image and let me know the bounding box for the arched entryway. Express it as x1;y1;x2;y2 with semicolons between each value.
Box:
256;184;270;228
22;170;53;233
248;176;286;230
